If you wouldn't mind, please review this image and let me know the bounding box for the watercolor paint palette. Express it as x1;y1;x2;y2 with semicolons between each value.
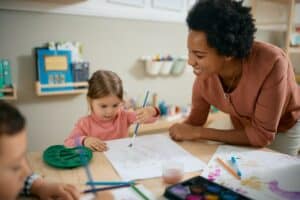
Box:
164;176;251;200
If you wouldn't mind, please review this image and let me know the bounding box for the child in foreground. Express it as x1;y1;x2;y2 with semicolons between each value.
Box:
0;100;80;200
64;70;159;151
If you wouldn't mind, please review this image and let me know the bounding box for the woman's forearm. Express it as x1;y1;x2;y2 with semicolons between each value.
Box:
197;127;251;146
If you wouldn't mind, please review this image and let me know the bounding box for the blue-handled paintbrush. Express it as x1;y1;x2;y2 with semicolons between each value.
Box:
75;138;96;194
128;90;150;148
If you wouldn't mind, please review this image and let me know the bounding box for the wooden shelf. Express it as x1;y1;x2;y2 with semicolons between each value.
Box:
260;0;291;4
253;0;300;76
0;86;17;100
256;23;288;32
259;0;300;4
35;81;88;96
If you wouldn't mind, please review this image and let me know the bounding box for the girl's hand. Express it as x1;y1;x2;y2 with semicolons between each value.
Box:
31;178;80;200
83;137;108;152
169;123;200;141
135;107;157;123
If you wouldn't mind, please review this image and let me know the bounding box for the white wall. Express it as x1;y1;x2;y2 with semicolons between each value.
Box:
0;9;194;151
0;1;298;151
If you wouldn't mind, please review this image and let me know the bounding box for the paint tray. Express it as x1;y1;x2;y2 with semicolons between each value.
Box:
43;145;92;169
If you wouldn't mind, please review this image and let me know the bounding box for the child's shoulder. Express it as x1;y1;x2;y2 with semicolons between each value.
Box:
75;115;92;124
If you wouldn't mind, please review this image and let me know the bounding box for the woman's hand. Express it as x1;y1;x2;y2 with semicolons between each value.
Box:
169;123;201;141
31;178;80;200
83;137;108;152
135;107;157;123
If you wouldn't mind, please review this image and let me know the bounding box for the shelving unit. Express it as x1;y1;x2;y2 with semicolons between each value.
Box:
256;23;287;32
251;0;300;83
0;85;17;100
35;81;88;96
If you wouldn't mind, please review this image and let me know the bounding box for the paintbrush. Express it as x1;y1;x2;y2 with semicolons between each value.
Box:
82;183;131;194
128;90;150;148
75;137;97;194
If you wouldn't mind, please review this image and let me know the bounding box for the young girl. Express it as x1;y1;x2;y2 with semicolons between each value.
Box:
64;70;159;151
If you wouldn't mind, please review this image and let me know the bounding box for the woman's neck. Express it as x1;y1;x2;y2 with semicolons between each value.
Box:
219;58;243;91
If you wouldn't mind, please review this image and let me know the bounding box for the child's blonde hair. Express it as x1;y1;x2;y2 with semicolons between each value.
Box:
87;70;123;100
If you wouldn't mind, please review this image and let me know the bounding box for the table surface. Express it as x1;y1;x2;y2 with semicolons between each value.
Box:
25;137;223;199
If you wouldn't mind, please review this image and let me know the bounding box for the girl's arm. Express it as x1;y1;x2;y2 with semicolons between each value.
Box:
135;106;160;123
64;118;88;147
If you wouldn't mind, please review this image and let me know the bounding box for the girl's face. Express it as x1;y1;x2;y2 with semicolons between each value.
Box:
187;30;227;80
90;95;123;121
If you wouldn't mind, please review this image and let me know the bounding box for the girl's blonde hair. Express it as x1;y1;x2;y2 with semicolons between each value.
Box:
87;70;123;100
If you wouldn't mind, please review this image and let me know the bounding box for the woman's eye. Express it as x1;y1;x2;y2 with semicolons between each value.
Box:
113;104;119;108
100;105;107;108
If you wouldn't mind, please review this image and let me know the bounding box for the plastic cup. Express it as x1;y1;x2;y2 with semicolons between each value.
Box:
162;161;184;184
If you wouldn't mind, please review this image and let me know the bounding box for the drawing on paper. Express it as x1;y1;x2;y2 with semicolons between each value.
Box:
201;145;300;200
104;134;206;180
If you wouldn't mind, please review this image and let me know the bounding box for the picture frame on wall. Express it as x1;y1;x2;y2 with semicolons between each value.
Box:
107;0;145;7
152;0;184;11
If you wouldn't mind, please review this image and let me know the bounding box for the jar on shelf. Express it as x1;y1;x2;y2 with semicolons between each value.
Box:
145;60;162;76
171;58;186;75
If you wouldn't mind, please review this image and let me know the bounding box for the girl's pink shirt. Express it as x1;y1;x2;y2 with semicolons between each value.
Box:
64;109;157;147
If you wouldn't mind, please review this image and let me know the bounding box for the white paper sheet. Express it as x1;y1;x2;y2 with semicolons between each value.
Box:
201;145;300;200
104;134;206;181
80;185;156;200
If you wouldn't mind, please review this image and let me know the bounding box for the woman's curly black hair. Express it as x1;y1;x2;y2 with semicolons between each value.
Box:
187;0;257;59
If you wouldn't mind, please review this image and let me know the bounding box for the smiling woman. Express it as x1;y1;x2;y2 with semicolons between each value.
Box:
169;0;300;156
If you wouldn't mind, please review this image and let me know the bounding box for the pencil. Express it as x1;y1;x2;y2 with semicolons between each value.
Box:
86;180;135;186
130;184;150;200
83;183;131;194
75;138;96;193
216;157;241;180
129;90;150;147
